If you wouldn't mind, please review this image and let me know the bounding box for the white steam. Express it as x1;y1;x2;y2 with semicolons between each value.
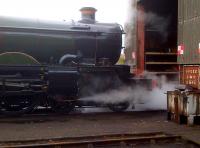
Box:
80;76;177;111
144;12;171;43
124;0;137;65
134;82;176;111
124;0;171;64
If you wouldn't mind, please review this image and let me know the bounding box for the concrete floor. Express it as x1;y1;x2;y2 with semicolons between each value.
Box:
0;110;199;145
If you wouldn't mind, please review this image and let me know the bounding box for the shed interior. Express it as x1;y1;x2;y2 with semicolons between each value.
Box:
137;0;178;76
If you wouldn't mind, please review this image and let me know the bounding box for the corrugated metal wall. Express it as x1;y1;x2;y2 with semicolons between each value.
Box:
178;0;200;64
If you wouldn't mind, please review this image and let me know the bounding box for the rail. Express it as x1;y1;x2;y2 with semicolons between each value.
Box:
0;132;199;148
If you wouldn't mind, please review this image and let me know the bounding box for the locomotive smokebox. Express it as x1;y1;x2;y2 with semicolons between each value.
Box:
79;7;97;24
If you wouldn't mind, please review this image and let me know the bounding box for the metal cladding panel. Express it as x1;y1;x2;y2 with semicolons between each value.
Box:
186;93;200;115
178;0;200;64
167;91;185;123
167;91;177;114
167;90;200;125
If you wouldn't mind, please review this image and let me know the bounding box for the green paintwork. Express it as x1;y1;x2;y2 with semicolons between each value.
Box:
0;52;39;65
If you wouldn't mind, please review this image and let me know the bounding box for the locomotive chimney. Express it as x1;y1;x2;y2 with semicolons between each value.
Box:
79;7;97;24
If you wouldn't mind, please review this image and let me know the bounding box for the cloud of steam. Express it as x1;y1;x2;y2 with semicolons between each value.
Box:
124;0;137;48
124;0;171;62
144;12;171;43
133;81;176;111
124;0;137;65
80;75;177;111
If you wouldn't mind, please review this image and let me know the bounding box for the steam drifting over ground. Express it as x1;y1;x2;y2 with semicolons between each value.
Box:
80;75;177;111
79;0;175;112
133;82;176;111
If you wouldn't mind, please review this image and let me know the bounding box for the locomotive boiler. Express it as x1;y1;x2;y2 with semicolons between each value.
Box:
0;7;122;65
0;7;132;116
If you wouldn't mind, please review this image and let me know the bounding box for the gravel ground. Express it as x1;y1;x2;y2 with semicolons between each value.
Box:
0;110;200;144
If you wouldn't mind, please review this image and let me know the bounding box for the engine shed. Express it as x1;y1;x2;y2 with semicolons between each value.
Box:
125;0;178;80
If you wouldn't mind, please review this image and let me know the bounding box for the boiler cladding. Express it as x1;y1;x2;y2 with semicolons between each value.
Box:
0;15;123;65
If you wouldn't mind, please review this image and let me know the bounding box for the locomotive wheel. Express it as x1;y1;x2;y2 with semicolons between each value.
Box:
0;96;39;116
108;102;129;112
51;101;75;114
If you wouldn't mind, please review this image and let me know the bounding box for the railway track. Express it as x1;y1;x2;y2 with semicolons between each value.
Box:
0;106;134;123
0;132;199;148
0;110;168;124
0;106;112;118
0;109;136;124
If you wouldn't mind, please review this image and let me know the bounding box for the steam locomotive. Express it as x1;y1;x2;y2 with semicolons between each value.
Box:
0;7;134;116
